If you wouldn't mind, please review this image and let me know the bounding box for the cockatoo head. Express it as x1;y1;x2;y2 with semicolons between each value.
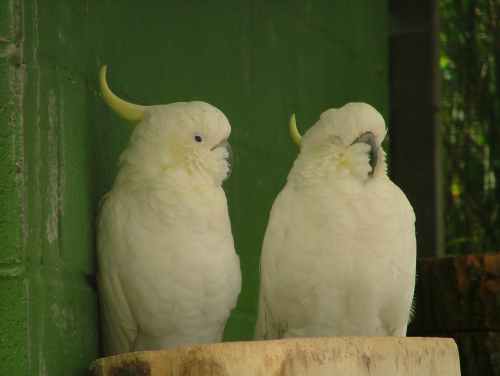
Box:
99;66;231;186
289;103;387;183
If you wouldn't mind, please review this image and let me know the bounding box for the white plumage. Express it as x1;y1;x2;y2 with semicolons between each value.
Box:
256;103;416;339
97;68;241;355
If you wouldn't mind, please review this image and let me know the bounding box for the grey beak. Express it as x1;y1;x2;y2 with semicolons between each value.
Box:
223;141;233;165
211;140;233;177
352;132;378;176
211;139;229;151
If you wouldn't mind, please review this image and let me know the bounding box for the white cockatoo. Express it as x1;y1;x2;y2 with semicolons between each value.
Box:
256;103;416;339
97;66;241;355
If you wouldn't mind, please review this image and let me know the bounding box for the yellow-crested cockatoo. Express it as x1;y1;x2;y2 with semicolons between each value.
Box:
97;66;241;355
256;103;416;339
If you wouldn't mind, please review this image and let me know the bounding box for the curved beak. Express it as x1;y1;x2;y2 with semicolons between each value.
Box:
211;140;232;163
212;140;232;178
210;139;229;151
352;132;378;175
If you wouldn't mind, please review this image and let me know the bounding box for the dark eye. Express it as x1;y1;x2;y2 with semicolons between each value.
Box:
194;135;203;143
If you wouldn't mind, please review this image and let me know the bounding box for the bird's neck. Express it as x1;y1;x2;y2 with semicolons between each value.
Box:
114;160;219;193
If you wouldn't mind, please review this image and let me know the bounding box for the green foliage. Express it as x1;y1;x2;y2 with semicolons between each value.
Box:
440;0;500;253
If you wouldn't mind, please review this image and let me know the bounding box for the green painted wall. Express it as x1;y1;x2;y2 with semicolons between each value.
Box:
0;1;26;374
0;1;388;374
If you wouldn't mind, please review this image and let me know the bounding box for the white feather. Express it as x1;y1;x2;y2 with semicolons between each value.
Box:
256;103;416;339
98;102;241;354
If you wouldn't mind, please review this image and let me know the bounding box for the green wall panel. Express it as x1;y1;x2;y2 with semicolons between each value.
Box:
0;0;27;374
0;0;388;374
0;0;23;266
0;277;28;375
89;0;389;342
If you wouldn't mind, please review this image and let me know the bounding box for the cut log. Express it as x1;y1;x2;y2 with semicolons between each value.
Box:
90;337;460;376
